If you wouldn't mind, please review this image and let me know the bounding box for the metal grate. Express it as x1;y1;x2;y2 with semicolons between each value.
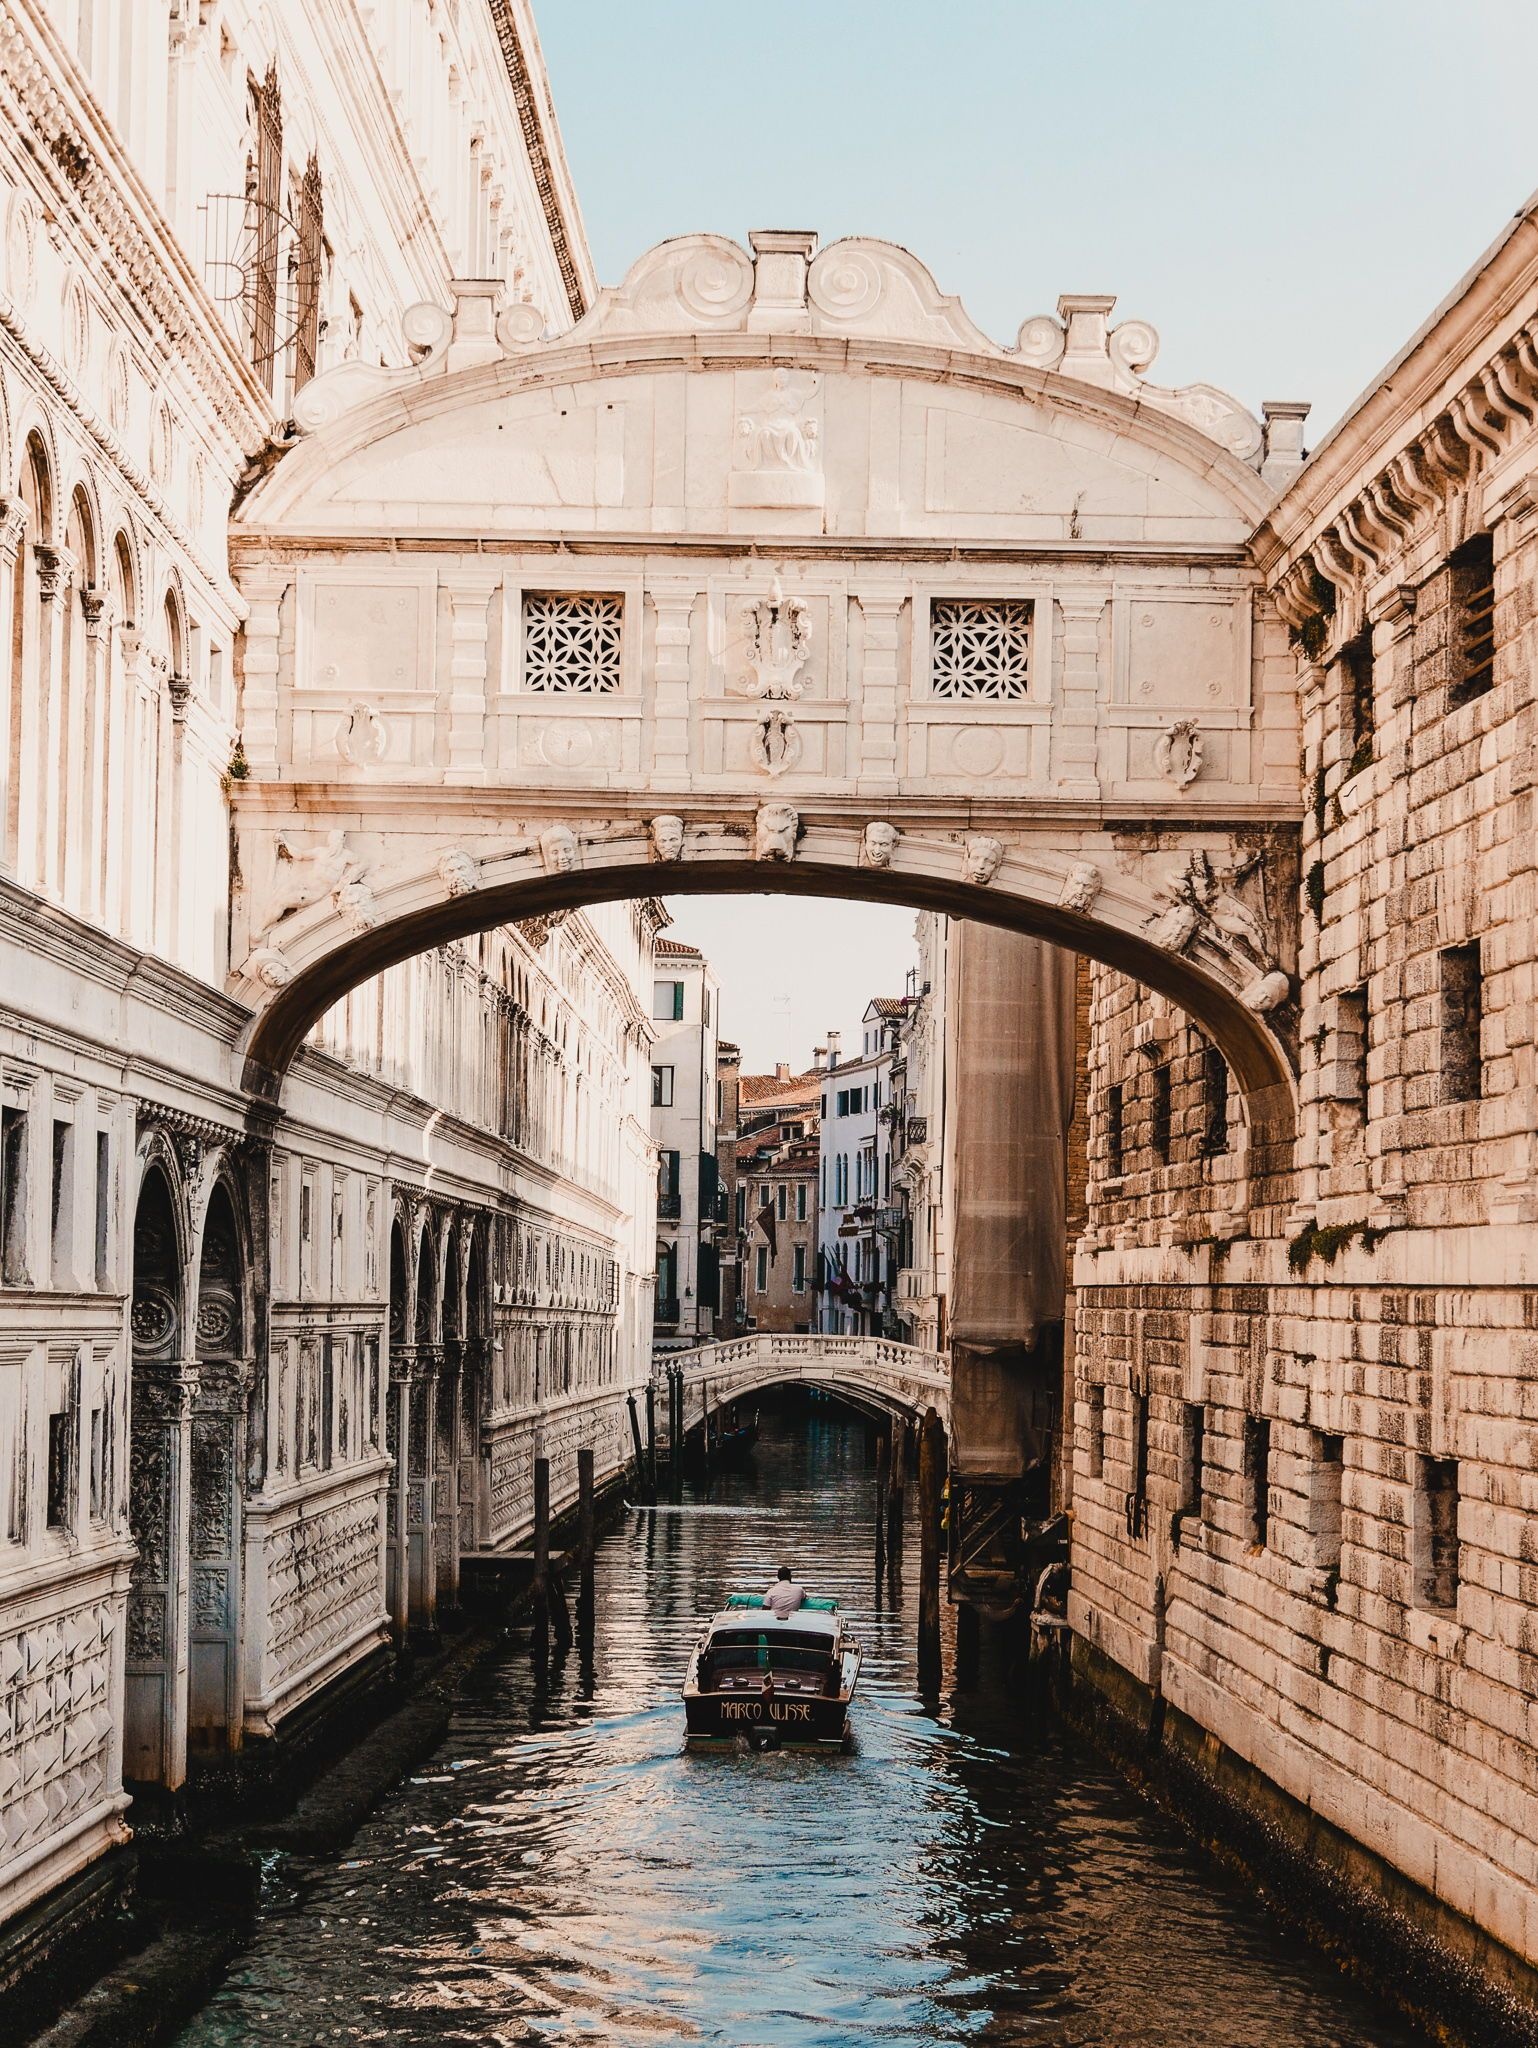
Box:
930;598;1033;699
522;593;623;693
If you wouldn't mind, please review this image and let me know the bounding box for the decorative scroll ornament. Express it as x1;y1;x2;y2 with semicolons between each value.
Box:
740;575;811;699
337;702;388;767
963;835;1005;886
1154;718;1205;790
860;821;900;869
753;803;799;861
751;708;802;777
437;847;480;897
538;825;582;874
1059;862;1102;914
649;815;685;862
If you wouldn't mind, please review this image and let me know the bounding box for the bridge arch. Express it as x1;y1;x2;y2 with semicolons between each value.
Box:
666;1334;952;1439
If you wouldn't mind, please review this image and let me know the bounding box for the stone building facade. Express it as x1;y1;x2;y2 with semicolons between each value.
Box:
0;0;657;1952
648;935;721;1352
734;1064;820;1333
1068;196;1538;2009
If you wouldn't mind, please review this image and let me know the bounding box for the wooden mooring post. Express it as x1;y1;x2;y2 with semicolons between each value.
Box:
626;1392;646;1499
886;1416;907;1574
532;1454;551;1662
577;1444;596;1638
874;1427;889;1581
917;1407;946;1696
668;1366;682;1501
645;1380;658;1498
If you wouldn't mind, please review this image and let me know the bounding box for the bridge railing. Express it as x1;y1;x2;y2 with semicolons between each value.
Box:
660;1332;950;1429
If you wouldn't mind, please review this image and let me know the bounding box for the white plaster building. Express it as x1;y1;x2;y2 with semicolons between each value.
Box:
648;936;720;1352
0;0;655;1960
890;916;953;1352
815;1008;902;1336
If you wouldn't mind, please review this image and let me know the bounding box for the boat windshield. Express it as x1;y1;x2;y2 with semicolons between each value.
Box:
706;1628;831;1671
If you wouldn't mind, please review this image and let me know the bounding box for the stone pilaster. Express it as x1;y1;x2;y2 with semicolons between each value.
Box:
0;498;28;876
857;591;903;792
649;584;695;788
443;571;501;781
1053;592;1106;798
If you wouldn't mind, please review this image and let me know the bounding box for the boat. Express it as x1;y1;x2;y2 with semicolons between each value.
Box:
682;1593;861;1749
710;1409;759;1468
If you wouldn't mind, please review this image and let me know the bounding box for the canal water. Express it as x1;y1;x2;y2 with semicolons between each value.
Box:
173;1406;1424;2047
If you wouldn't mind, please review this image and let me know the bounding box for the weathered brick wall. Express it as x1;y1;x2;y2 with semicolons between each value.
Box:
1072;394;1538;1979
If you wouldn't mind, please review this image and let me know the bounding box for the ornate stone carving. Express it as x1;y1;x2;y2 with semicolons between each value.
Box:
131;1289;176;1353
241;946;293;989
739;576;810;700
266;830;361;926
334;878;379;935
750;708;802;777
538;824;581;874
963;836;1005;886
35;545;74;605
737;370;820;475
753;803;799;861
649;815;685;861
1154;718;1205;790
860;821;900;869
1240;969;1292;1013
1152;849;1274;970
336;701;389;766
437;847;481;897
1060;862;1102;914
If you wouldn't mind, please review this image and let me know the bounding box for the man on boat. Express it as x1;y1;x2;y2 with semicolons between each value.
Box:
763;1565;806;1619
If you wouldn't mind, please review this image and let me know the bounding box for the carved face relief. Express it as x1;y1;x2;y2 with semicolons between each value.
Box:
1240;968;1291;1013
334;879;379;934
242;946;293;989
1059;861;1102;914
753;803;800;862
963;835;1004;887
649;814;686;861
437;847;480;897
1150;901;1201;953
538;825;581;875
861;821;900;869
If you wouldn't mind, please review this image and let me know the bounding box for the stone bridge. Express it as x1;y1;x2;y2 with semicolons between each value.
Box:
228;228;1306;1177
664;1333;950;1434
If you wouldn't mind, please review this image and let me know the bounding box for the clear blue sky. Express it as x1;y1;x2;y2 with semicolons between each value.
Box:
538;0;1538;1068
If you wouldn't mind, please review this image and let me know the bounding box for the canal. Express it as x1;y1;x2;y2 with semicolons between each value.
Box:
172;1405;1424;2047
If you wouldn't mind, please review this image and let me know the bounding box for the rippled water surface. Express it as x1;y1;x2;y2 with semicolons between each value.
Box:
175;1407;1424;2046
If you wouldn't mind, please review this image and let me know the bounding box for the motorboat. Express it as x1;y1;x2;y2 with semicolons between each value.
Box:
682;1593;861;1749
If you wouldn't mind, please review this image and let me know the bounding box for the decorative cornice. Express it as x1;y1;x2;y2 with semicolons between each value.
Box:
485;0;592;324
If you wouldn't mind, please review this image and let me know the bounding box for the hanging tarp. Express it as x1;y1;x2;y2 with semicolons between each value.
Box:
947;926;1077;1478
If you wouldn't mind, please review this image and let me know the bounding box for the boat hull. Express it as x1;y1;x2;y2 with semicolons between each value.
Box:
683;1689;851;1747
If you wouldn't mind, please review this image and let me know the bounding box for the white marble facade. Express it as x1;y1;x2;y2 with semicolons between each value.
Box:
0;0;656;1939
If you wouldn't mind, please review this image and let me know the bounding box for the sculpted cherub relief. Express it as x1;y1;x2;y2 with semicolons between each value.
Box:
1149;848;1276;973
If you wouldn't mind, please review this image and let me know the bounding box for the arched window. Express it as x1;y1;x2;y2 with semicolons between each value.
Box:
60;486;95;906
163;586;185;681
7;434;52;876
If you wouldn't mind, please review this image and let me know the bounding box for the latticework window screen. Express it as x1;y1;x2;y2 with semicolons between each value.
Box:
929;598;1033;699
521;594;623;693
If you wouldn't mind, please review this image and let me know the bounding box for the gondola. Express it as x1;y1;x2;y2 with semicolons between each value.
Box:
710;1409;759;1468
682;1594;861;1749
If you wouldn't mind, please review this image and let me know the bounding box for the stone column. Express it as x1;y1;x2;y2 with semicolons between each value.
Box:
30;543;75;896
386;1346;414;1637
407;1346;441;1631
857;590;904;793
79;588;114;926
116;629;153;941
0;499;28;875
1052;592;1106;799
444;570;501;781
188;1360;247;1751
649;584;695;789
124;1363;196;1789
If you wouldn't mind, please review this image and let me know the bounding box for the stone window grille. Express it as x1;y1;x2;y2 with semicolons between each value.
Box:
1083;1382;1105;1479
522;593;623;693
1447;533;1495;706
1412;1455;1460;1613
1180;1402;1206;1522
1340;625;1374;772
1150;1063;1173;1165
1439;941;1483;1103
929;598;1033;699
1244;1415;1271;1546
1199;1043;1229;1156
1310;1431;1344;1585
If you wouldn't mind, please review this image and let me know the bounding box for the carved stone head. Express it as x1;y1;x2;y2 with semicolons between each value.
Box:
538;825;581;875
963;835;1004;887
649;814;686;862
242;946;293;989
860;821;900;870
1059;861;1102;915
334;878;379;934
753;803;800;862
437;847;480;897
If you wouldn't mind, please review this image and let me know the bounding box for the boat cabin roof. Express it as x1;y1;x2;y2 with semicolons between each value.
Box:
707;1599;841;1640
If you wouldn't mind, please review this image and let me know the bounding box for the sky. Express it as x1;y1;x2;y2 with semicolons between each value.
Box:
537;0;1538;1072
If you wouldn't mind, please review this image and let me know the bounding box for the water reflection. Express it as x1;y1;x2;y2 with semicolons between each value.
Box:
174;1406;1424;2046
